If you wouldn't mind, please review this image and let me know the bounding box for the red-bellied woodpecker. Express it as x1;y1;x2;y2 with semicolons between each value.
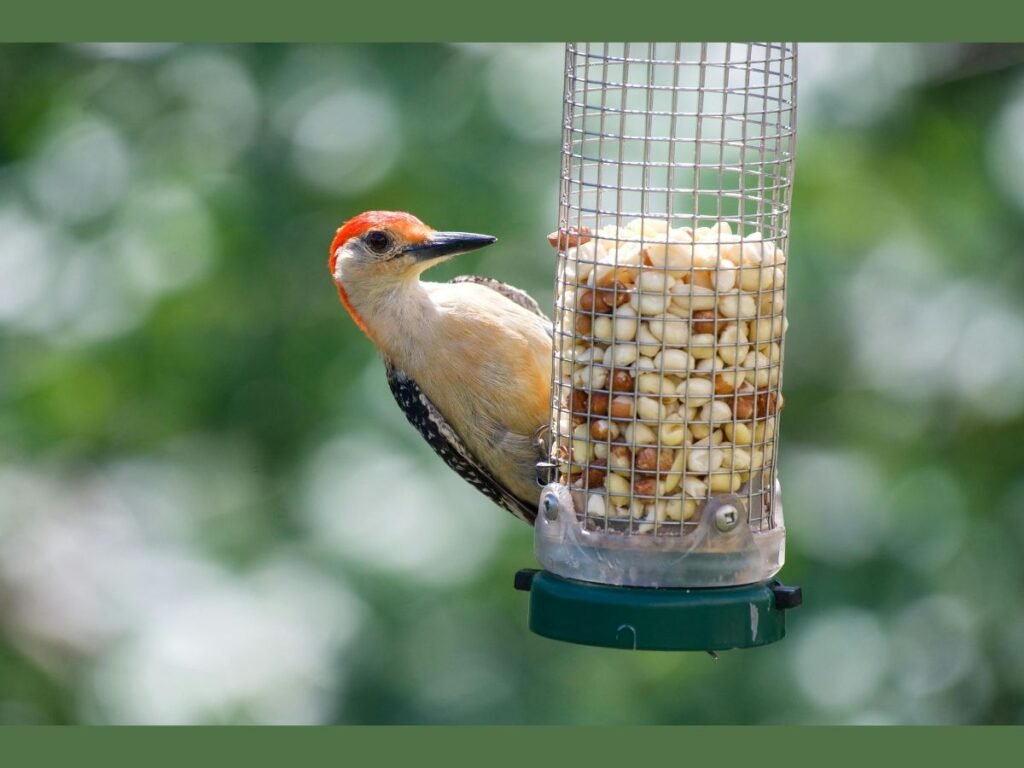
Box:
329;211;552;523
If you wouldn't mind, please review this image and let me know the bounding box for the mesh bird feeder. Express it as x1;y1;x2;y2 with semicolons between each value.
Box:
517;42;802;651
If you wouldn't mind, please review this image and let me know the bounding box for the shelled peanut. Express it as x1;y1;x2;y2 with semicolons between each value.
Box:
550;217;787;533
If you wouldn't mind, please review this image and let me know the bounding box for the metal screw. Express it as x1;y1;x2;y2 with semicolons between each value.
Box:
715;504;739;532
542;493;560;521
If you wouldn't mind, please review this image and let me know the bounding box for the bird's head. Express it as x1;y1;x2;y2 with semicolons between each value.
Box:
328;211;496;340
329;211;496;288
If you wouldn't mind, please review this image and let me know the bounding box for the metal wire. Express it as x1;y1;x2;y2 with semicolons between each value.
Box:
550;42;797;537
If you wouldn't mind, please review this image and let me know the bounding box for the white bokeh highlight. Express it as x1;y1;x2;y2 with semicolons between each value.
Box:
784;447;887;565
27;115;131;224
845;236;1024;421
301;432;508;586
791;607;890;710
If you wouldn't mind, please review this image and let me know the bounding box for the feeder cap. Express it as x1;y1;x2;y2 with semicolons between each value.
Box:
519;571;800;652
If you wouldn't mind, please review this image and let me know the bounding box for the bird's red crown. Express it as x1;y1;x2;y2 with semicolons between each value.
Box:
329;211;433;272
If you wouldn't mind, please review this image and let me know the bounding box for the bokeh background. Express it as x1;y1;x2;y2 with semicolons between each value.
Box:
1;43;1023;725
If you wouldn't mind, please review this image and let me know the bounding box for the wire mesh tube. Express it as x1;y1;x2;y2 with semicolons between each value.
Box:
537;42;798;588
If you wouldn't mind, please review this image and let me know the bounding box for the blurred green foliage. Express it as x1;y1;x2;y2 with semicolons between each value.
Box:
0;43;1023;725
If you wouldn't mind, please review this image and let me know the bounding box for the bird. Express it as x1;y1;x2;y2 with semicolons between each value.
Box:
329;211;553;524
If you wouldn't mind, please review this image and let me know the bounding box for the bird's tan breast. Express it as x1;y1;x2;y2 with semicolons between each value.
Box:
421;284;551;432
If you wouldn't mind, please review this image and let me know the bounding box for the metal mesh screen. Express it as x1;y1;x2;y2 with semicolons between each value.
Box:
549;42;797;538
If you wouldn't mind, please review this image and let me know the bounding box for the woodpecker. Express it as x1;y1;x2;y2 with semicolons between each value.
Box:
329;211;552;523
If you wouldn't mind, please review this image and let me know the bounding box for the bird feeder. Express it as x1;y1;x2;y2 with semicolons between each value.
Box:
518;42;802;651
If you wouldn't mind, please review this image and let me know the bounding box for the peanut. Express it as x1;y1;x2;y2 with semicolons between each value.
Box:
727;446;751;470
596;283;631;310
759;290;786;317
590;419;611;441
572;364;608;391
659;450;686;495
662;496;682;521
696;356;722;373
577;288;598;312
753;417;776;443
753;314;784;344
654;348;695;374
637;270;674;294
689;422;712;441
635;396;666;421
709;472;742;493
724;421;753;445
586;492;608;517
570;388;588;415
571;423;593;465
593;315;614;341
549;226;593;250
609;445;632;473
635;446;674;472
596;264;637;288
610;343;639;367
634;476;658;497
715;369;747;394
612;305;639;341
692;309;718;334
636;323;662;357
734;395;755;420
610;396;634;419
698;400;733;423
670;284;717;313
636;372;665;395
687;444;723;474
647;314;689;345
715;259;738;292
630;289;672;316
682;476;708;499
718;292;757;319
634;355;656;372
676;376;714;408
659;421;688;446
625;217;669;239
761;341;782;365
585;459;607;488
645;240;695;276
688;333;718;360
624;422;657;447
606;473;631;507
739;233;764;265
717;323;749;366
573;345;603;365
611;370;635;392
755;390;782;417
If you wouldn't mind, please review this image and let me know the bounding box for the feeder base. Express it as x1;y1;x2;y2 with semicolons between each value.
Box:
515;570;801;651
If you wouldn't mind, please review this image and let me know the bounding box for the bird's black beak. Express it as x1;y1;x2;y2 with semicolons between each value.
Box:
405;231;497;262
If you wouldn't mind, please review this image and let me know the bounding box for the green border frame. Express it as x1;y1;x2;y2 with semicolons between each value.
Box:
1;726;1022;764
3;1;1024;41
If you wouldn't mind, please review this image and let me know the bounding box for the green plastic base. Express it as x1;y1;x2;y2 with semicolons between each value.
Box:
524;571;798;651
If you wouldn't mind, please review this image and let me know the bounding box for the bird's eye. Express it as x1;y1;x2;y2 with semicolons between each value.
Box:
365;230;392;254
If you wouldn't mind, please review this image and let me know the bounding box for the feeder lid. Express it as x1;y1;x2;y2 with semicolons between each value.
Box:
516;570;800;652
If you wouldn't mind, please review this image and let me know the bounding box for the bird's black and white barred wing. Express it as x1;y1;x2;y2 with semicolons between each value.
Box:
385;361;537;524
